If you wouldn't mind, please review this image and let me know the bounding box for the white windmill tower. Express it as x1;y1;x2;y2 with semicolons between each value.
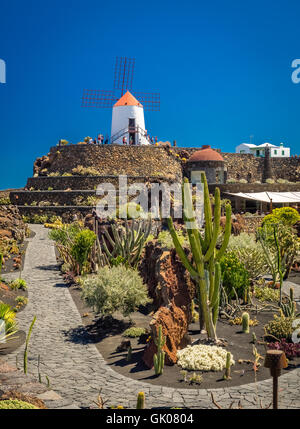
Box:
110;91;149;145
82;57;160;145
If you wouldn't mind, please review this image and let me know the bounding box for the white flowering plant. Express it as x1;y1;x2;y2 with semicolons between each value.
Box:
176;345;235;372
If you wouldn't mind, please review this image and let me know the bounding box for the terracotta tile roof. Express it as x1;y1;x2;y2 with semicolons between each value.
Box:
188;145;224;162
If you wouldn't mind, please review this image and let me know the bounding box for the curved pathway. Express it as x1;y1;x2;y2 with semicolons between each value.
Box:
6;225;300;409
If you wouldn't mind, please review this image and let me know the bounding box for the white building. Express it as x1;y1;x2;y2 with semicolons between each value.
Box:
236;142;290;158
110;91;150;145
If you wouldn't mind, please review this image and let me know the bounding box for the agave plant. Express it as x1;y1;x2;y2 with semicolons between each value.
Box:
0;302;18;343
100;219;152;269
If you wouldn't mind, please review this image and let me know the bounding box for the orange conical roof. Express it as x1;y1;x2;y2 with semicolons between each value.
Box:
114;90;143;107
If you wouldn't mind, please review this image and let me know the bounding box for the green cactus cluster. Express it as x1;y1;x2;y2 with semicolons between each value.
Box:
153;325;166;375
136;392;145;409
280;287;300;318
168;174;232;340
99;219;152;268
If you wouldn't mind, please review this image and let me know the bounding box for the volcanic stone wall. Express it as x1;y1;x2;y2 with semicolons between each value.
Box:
26;175;175;191
10;144;300;220
32;144;300;185
34;145;183;180
222;153;300;183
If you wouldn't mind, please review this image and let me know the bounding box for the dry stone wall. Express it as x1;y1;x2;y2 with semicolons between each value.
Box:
34;145;183;180
31;145;300;185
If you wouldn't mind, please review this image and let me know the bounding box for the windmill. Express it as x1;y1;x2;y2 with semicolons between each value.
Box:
81;57;160;145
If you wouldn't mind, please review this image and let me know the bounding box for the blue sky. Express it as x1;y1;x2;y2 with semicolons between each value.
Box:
0;0;300;189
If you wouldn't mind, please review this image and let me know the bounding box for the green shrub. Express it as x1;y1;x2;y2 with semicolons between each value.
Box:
123;327;147;338
220;252;250;299
227;233;268;280
81;265;151;318
85;196;98;206
264;314;294;341
71;229;96;274
38;201;51;207
254;286;279;302
0;197;11;205
74;195;98;206
262;207;300;227
72;165;100;176
32;214;48;224
277;178;289;184
0;399;38;409
266;178;275;184
49;222;85;273
10;278;27;291
49;215;62;224
49;222;82;246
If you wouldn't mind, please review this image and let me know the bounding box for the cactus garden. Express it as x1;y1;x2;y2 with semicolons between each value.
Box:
1;175;300;408
1;170;300;409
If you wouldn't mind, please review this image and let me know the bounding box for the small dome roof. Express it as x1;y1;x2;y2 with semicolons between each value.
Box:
188;145;224;162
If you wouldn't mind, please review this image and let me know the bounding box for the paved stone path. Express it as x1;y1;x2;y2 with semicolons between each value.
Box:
5;225;300;409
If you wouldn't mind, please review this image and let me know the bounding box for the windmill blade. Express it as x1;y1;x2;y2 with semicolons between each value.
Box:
81;89;118;108
132;91;160;111
113;57;135;93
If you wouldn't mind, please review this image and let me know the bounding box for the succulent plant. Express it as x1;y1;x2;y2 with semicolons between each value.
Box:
101;219;152;269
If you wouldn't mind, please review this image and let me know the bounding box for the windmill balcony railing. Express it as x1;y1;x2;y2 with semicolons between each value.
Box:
110;126;149;144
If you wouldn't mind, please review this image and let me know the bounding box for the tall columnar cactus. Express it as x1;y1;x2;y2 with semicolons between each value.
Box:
242;312;250;333
136;392;145;409
153;325;166;375
273;225;284;304
223;352;232;380
101;219;152;268
126;345;132;362
168;174;232;340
